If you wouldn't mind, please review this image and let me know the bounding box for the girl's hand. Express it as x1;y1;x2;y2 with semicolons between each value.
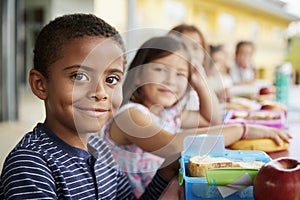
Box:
245;124;292;146
189;62;207;90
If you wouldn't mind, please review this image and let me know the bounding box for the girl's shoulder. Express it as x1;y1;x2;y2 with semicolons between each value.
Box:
100;102;154;138
117;102;151;116
119;101;181;115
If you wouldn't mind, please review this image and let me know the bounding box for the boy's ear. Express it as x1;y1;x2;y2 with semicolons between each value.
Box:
29;69;48;100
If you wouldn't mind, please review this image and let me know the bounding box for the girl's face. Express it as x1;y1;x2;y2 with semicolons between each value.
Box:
181;31;205;67
212;50;227;73
236;44;254;69
43;37;124;136
139;52;189;109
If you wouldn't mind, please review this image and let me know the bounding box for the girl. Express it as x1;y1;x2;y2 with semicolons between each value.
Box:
102;36;290;198
168;24;225;108
169;24;210;74
209;44;233;102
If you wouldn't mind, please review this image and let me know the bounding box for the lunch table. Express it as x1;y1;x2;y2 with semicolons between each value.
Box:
160;85;300;200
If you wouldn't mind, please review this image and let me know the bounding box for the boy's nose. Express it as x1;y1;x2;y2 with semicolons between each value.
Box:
90;82;108;101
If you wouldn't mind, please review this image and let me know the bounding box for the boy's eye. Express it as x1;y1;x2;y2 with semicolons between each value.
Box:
71;72;89;81
106;75;120;85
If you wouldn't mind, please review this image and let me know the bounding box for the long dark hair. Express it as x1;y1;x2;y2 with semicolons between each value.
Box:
169;24;211;75
122;36;191;105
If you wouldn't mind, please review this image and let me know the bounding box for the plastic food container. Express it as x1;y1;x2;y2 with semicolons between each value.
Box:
180;135;271;200
224;110;285;129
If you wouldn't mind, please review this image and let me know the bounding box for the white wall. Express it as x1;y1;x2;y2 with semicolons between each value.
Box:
50;0;94;20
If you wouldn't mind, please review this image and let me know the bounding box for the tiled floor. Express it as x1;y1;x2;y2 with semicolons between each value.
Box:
0;88;45;171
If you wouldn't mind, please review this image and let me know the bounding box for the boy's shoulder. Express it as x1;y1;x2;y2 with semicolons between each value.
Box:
3;123;61;165
9;124;49;153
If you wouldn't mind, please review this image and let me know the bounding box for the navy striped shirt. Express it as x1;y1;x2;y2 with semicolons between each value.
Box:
0;123;168;199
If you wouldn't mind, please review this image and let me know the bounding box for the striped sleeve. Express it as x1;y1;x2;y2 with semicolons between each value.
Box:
0;149;57;199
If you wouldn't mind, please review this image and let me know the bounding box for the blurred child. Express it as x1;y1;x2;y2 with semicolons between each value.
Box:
102;36;291;198
0;14;177;199
209;44;233;102
169;24;210;74
168;24;221;111
230;41;256;84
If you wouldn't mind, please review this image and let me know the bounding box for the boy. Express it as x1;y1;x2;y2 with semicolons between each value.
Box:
0;14;176;199
230;41;255;85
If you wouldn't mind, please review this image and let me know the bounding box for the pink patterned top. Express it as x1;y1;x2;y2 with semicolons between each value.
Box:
101;102;181;198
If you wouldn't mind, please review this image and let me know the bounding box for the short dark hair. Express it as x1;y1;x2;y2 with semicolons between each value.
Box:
33;13;125;78
209;45;223;55
122;36;191;104
235;41;254;55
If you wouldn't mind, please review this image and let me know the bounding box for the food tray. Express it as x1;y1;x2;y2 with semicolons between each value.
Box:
224;110;285;129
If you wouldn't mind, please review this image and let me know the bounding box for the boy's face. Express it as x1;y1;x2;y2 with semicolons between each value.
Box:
42;37;124;135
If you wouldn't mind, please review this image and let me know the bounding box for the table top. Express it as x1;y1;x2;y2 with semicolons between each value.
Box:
160;85;300;200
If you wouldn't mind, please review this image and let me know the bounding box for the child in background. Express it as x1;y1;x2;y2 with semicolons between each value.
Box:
209;44;233;102
169;24;210;74
0;14;177;199
168;24;222;111
102;36;291;198
230;41;256;85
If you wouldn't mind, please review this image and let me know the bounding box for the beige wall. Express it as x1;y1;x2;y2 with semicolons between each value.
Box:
96;0;294;82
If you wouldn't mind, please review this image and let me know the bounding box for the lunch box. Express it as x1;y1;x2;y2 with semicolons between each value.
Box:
179;135;271;200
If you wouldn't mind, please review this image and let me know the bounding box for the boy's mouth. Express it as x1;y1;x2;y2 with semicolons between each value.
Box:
75;107;110;118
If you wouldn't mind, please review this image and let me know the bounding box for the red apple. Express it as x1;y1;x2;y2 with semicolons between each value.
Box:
259;86;275;95
260;101;288;116
253;157;300;200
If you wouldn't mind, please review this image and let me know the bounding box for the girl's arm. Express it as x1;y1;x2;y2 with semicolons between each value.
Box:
109;107;291;158
181;65;222;129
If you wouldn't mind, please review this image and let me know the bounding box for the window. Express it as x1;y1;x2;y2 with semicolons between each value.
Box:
218;12;236;33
